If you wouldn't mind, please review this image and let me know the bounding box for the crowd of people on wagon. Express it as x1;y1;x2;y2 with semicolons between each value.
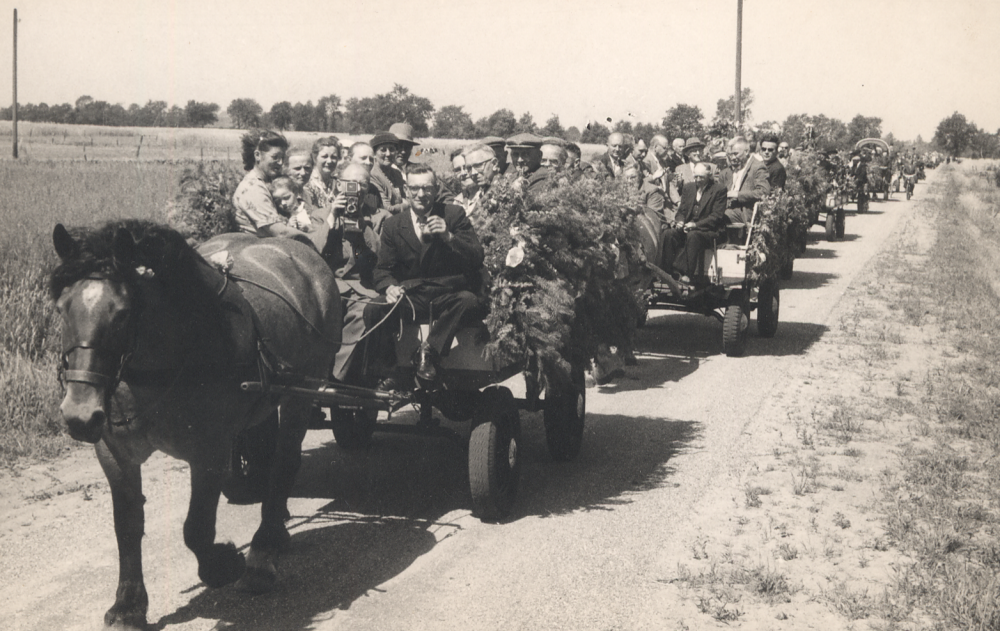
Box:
231;123;792;387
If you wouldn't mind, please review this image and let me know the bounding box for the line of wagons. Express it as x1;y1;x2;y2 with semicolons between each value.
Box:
231;146;921;523
227;196;809;523
228;144;927;521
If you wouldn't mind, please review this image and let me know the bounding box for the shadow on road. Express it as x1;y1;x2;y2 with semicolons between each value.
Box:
746;320;829;357
154;413;699;630
152;517;438;631
781;270;838;291
798;247;837;260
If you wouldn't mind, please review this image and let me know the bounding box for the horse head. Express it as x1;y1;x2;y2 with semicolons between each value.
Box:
52;223;139;444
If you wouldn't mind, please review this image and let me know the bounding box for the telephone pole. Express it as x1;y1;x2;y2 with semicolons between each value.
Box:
12;8;18;158
735;0;743;130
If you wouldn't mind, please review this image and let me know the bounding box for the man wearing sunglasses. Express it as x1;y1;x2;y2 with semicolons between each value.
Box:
759;133;787;190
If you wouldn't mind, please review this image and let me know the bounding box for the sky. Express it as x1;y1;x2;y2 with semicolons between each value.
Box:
0;0;998;140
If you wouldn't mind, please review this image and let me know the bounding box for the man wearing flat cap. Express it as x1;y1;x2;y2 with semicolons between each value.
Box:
389;122;419;176
370;132;409;214
505;132;550;192
481;136;510;176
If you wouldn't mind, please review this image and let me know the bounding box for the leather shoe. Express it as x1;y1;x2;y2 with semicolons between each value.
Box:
414;343;440;386
376;375;407;395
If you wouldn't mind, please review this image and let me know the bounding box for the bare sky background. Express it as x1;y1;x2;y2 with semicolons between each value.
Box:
1;0;997;140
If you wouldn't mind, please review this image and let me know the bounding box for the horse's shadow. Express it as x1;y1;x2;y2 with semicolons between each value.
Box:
154;412;700;630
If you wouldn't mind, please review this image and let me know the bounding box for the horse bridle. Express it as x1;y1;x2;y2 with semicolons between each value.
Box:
58;276;141;398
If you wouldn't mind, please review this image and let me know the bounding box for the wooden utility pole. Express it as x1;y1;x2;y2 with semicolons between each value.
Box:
12;8;18;158
735;0;743;130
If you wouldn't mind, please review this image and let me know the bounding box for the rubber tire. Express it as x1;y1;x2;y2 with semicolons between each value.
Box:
825;212;837;241
835;210;846;239
331;406;377;450
223;413;279;504
857;194;868;213
883;188;889;201
543;365;586;462
779;259;794;281
722;295;749;358
756;279;779;338
906;188;912;201
469;387;521;522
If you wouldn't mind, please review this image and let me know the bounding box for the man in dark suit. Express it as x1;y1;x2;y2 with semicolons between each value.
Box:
720;136;771;226
363;165;485;388
594;131;629;179
660;163;728;283
760;133;787;190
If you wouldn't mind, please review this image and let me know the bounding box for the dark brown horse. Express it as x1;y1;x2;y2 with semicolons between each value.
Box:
51;220;341;629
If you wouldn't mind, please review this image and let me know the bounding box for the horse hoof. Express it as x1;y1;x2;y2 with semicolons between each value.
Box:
236;566;276;594
199;542;246;588
104;606;147;630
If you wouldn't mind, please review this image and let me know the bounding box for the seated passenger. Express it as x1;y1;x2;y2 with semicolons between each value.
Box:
369;132;409;215
720;136;770;226
232;130;314;246
303;136;342;209
660;163;728;284
540;142;567;174
268;176;314;234
363;165;484;390
759;132;787;190
329;162;390;381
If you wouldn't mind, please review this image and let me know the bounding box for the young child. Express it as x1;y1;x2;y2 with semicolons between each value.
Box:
268;176;314;233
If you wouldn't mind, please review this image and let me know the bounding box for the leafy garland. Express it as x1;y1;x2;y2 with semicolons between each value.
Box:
472;176;646;389
746;151;842;281
165;161;244;242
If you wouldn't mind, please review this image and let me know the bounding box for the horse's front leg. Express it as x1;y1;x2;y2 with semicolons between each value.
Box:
239;399;310;593
184;458;246;589
96;440;148;630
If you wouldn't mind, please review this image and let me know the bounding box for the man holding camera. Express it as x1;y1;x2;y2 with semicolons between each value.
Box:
325;162;389;381
364;165;484;390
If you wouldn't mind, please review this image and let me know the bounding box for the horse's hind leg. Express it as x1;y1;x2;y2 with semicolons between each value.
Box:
240;399;310;593
96;440;149;630
184;460;246;588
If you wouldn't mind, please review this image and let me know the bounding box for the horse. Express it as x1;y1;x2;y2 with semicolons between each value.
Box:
50;220;342;629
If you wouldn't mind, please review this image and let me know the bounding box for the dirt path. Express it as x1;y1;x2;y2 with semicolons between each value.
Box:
1;178;935;631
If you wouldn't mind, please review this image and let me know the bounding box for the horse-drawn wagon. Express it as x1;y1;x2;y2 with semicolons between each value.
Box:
857;138;892;202
644;204;779;357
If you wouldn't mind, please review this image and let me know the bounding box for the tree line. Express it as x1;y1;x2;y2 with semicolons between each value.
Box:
7;83;990;157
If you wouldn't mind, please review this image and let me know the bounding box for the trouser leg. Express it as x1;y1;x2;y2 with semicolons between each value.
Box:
426;291;479;355
676;230;715;277
660;227;686;272
332;288;369;381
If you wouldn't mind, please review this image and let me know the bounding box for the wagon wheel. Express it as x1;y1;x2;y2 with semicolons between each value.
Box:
756;278;779;339
883;186;889;201
469;386;521;522
223;412;279;504
331;406;377;450
722;291;749;357
543;364;586;462
835;210;846;239
857;191;869;213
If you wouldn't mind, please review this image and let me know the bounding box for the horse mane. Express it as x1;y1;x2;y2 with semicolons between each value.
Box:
50;220;231;346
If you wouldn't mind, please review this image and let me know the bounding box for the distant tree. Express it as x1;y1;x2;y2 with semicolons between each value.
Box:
75;95;94;111
883;131;896;147
49;103;72;124
164;105;186;127
846;114;883;145
967;126;999;159
136;100;168;127
579;121;610;145
185;100;219;127
289;101;321;131
781;113;850;151
933;111;975;157
612;120;634;135
345;84;434;135
541;114;565;138
515;112;537;134
662;104;705;141
565;126;581;142
474;108;518;138
711;88;754;131
432;105;475;138
268;101;293;131
227;98;263;129
633;122;661;143
316;94;342;132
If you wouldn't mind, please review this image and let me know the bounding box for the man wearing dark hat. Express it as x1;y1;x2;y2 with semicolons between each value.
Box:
674;137;713;187
481;136;510;176
389;122;419;176
369;132;408;214
505;132;549;192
